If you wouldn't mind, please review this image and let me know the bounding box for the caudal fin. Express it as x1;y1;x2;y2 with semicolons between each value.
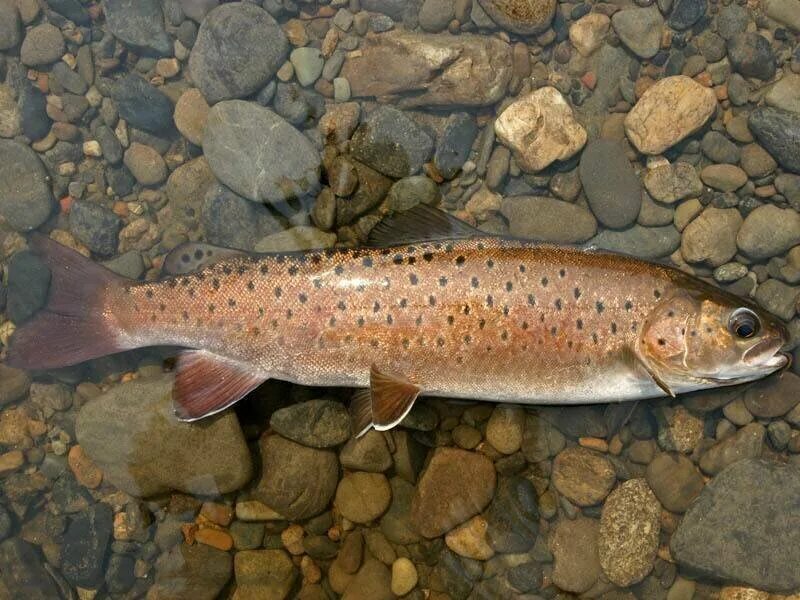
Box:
6;234;129;370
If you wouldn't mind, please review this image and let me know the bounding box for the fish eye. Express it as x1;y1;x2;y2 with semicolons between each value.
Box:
729;308;760;339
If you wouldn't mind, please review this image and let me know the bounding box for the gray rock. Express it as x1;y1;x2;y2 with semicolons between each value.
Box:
51;61;88;95
748;107;800;174
204;100;321;203
0;538;61;599
737;204;800;260
501;196;597;243
339;430;393;472
179;0;219;22
611;6;663;59
76;374;253;497
717;3;749;39
699;422;764;475
765;0;800;31
20;23;65;66
290;47;324;87
0;364;31;407
589;224;681;259
189;3;287;103
19;84;51;142
671;458;800;593
579;139;642;229
743;372;800;418
360;0;408;19
0;140;54;231
700;131;740;164
727;33;776;80
150;542;232;600
106;553;135;594
681;207;742;267
477;0;556;34
111;74;174;134
385;176;440;211
754;278;799;321
765;74;800;115
0;1;20;50
201;183;273;251
351;106;434;178
637;193;674;227
695;30;726;63
550;517;602;594
667;0;706;30
642;162;703;203
254;227;337;252
273;82;314;126
485;475;539;553
381;477;421;544
48;0;90;24
69;201;123;256
6;250;49;324
434;113;478;179
102;250;144;279
419;0;455;32
61;503;113;588
104;0;171;56
94;124;123;164
254;434;338;520
727;73;750;106
776;174;800;207
645;453;704;513
269;399;351;448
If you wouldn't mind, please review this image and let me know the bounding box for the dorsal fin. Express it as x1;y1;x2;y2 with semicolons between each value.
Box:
162;242;247;276
366;205;485;247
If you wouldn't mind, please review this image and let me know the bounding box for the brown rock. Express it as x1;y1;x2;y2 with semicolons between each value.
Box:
624;76;717;154
124;143;167;186
444;515;495;560
335;472;392;524
645;453;704;513
700;164;748;192
681;207;742;266
552;446;616;506
550;517;602;594
495;87;587;172
411;447;496;538
68;445;103;489
0;449;24;475
174;88;209;146
340;31;512;108
195;527;233;552
698;423;765;475
569;13;611;56
477;0;556;34
742;373;800;418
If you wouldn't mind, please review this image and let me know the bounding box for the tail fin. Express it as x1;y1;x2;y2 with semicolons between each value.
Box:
6;234;130;370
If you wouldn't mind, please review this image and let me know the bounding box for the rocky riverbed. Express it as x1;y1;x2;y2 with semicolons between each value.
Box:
1;0;800;598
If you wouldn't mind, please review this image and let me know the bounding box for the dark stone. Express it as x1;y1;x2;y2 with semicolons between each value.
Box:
0;140;54;231
0;538;61;599
51;61;88;95
350;106;434;178
667;0;706;30
432;549;478;600
94;124;123;164
727;33;776;80
748;107;800;174
539;405;608;439
6;251;50;324
106;165;136;196
149;542;232;600
269;399;351;448
61;503;113;588
0;505;11;541
671;459;800;593
105;553;136;594
201;183;270;251
51;474;93;513
48;0;90;24
69;200;123;256
485;476;540;553
272;82;322;127
579;139;642;229
111;75;174;134
507;561;544;592
303;535;340;560
18;84;51;142
104;0;172;56
335;160;393;226
434;112;478;180
700;131;740;164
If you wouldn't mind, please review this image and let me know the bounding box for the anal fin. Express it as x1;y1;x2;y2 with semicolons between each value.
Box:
350;365;421;437
173;350;266;421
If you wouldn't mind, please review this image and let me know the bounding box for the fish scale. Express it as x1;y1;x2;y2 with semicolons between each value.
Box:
113;238;671;402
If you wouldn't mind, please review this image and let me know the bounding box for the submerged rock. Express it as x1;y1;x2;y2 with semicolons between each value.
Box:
104;0;171;56
0;538;61;599
477;0;556;34
76;375;253;497
748;107;800;174
150;541;233;600
0;140;54;231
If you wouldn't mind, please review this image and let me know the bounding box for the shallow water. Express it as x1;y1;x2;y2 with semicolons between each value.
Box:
1;0;800;599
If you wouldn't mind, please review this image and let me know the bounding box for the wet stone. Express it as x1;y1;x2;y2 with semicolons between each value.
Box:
339;430;392;472
0;538;61;599
484;475;539;553
0;0;20;50
477;0;556;34
150;542;232;600
748;107;800;174
579;139;642;229
671;459;800;592
434;112;478;179
742;373;800;418
112;75;174;134
611;6;663;59
765;73;800;115
501;196;597;243
701;131;740;164
552;446;616;506
737;204;800;260
61;502;113;588
0;139;54;231
727;33;776;81
717;3;749;39
643;162;703;203
550;517;602;594
589;224;681;259
699;422;765;475
6;250;49;324
18;83;51;142
335;472;392;524
681;207;742;266
234;548;297;600
385;176;440;211
380;477;421;544
269;399;350;448
104;0;171;56
645;452;704;513
20;23;64;66
668;0;707;30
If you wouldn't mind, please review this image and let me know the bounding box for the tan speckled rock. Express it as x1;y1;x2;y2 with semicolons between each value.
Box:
174;88;209;146
625;76;717;154
123;143;167;186
495;87;587;172
552;446;616;506
598;479;661;586
681;207;742;266
478;0;556;34
444;515;495;560
569;13;610;56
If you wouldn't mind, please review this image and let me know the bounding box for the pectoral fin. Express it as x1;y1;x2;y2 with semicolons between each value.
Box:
622;346;675;398
173;350;267;421
350;365;421;437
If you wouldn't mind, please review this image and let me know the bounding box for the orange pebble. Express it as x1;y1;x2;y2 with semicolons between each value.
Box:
200;501;234;527
68;445;103;489
195;527;233;551
181;522;198;545
579;437;609;452
581;71;597;90
694;72;713;87
59;196;74;214
715;84;728;101
112;201;129;218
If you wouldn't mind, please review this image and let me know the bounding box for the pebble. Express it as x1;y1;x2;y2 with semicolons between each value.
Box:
645;452;704;513
20;23;65;66
269;399;351;448
123;143;167;186
410;447;496;538
341;558;392;600
335;472;392;524
717;3;749;39
484;475;540;553
195;527;233;551
611;6;663;59
189;3;288;103
291;47;324;87
739;143;777;178
20;85;51;142
254;226;336;252
477;0;556;34
579;139;642;229
0;1;20;50
350;105;434;178
748;107;800;174
598;479;661;586
643;161;703;203
434;112;478;180
333;77;351;102
754;278;798;321
699;422;765;475
624;76;717;154
569;13;610;57
111;74;174;134
671;458;800;592
485;405;524;454
104;0;171;56
149;543;232;600
61;503;113;588
67;445;102;489
681;207;742;266
380;477;421;545
444;515;494;560
234;549;297;599
550;517;602;594
737;204;800;260
742;372;800;418
765;0;800;31
174;88;209;146
590;223;682;259
765;73;800;114
76;375;252;496
419;0;454;32
204;100;321;203
390;557;418;596
727;33;776;81
552;446;616;506
69;201;123;256
0;140;54;231
495;87;587;172
385;176;440;211
501;195;597;243
701;131;740;164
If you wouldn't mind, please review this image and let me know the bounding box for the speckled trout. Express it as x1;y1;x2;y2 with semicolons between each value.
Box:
7;206;789;435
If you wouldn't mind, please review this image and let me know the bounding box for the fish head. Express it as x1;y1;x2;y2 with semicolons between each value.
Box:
640;287;789;387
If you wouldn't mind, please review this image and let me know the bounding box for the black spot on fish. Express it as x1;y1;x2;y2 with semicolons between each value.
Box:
423;252;434;262
208;304;215;313
502;305;509;316
313;278;322;289
479;319;486;329
436;336;445;347
402;338;410;349
477;242;485;250
522;321;529;330
370;339;379;348
399;298;408;308
222;265;232;275
555;299;562;311
247;281;255;291
151;314;156;322
182;310;189;321
527;294;536;306
631;322;638;332
463;334;471;344
271;319;279;329
357;317;365;327
550;326;557;336
668;310;675;318
415;316;423;326
611;323;617;334
471;277;479;288
168;280;177;288
362;257;373;268
691;330;697;337
181;278;190;287
393;254;404;265
212;279;220;290
258;307;265;317
373;301;381;313
337;301;346;311
158;303;165;312
486;295;493;307
286;309;293;319
541;277;548;287
298;293;307;304
658;338;666;346
592;333;599;344
439;276;448;287
145;289;153;298
596;301;604;314
456;256;465;266
409;274;418;285
288;265;298;276
574;288;581;300
447;315;454;325
387;314;393;325
228;298;236;308
506;281;513;291
519;264;526;273
463;304;471;315
625;300;633;311
276;256;286;264
501;330;508;341
329;316;336;327
429;295;436;306
568;340;573;349
237;265;247;275
407;256;416;265
334;265;344;275
260;264;268;275
559;269;566;277
310;254;321;265
654;290;662;299
576;319;583;330
274;287;282;298
487;259;494;269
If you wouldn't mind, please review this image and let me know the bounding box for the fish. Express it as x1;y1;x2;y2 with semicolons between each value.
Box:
6;206;789;436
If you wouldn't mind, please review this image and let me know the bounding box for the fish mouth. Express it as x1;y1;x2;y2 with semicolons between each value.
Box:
742;337;790;370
